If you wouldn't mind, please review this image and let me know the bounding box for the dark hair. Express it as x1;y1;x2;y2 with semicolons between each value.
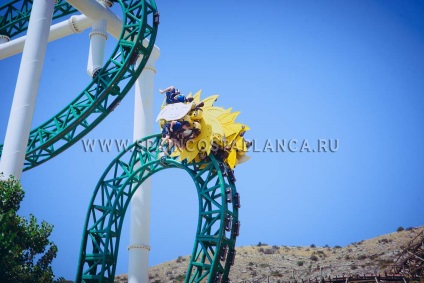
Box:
182;121;191;127
187;128;201;139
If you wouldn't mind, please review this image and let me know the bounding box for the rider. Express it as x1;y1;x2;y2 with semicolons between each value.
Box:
159;86;194;104
162;120;191;138
160;120;191;153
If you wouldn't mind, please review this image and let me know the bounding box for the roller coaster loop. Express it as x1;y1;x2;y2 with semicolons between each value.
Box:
76;134;240;283
0;0;158;171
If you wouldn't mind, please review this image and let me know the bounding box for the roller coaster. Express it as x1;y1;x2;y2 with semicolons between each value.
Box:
0;1;249;282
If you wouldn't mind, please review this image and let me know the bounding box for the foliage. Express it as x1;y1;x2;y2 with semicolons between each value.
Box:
397;226;404;232
310;255;318;261
378;238;390;244
357;254;367;260
176;255;186;263
297;260;305;266
0;178;58;283
174;274;186;282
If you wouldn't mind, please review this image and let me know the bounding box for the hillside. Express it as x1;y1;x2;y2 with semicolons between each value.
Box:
114;227;423;283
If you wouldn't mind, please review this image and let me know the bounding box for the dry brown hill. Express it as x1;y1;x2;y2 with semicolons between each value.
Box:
114;226;423;283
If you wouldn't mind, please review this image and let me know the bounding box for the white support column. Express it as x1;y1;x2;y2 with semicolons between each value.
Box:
0;0;55;180
66;0;121;37
87;18;107;77
1;0;160;61
86;0;111;77
128;47;160;283
0;14;92;60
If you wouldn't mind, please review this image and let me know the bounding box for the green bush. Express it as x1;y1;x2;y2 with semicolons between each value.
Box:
0;178;58;283
297;261;304;266
357;254;367;260
174;274;186;282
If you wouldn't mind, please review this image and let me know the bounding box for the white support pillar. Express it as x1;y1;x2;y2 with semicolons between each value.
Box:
66;0;121;38
0;0;55;180
0;14;92;60
86;0;111;77
128;47;160;283
87;18;107;77
1;0;160;61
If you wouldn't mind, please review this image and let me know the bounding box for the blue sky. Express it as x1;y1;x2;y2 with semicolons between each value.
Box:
1;0;424;280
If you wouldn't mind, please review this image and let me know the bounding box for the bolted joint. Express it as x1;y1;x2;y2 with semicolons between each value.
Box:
97;0;114;7
89;30;108;40
228;249;236;266
128;244;151;251
219;244;228;261
154;12;160;26
232;220;240;237
0;34;10;43
68;16;83;34
225;187;232;203
225;214;232;232
233;192;241;208
92;67;102;78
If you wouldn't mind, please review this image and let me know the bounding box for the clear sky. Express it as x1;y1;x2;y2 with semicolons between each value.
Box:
1;0;424;280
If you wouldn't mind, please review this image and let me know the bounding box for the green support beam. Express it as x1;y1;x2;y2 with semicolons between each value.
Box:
76;134;240;283
1;2;243;281
0;0;159;171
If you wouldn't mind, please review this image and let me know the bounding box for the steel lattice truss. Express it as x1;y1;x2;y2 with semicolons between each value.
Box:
1;2;244;282
0;0;159;170
389;230;424;278
77;134;240;283
0;0;77;38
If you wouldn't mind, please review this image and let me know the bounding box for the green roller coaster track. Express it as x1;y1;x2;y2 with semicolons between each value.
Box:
0;0;158;170
0;1;241;282
77;134;240;282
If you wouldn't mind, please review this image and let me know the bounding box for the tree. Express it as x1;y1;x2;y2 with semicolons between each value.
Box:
0;177;58;283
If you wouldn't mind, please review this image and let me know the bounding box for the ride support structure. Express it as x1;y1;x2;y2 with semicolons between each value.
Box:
0;0;55;180
0;0;247;282
128;45;160;283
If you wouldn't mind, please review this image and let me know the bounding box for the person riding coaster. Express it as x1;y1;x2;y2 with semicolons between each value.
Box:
159;120;191;155
160;86;194;104
156;90;250;171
